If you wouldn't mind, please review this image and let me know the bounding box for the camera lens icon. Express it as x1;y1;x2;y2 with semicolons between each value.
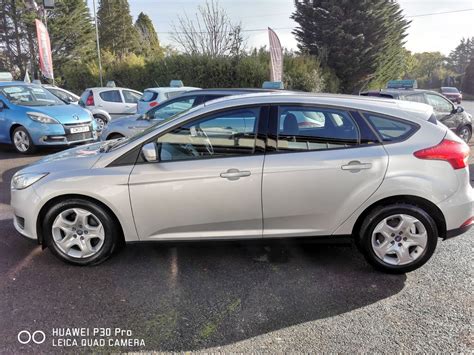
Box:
18;330;46;344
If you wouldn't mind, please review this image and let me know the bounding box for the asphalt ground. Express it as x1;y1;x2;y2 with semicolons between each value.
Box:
0;103;473;353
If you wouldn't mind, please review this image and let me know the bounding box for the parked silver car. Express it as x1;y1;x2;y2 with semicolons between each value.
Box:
10;93;473;272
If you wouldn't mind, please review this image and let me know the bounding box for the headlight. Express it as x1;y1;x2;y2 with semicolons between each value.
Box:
26;112;59;124
11;173;48;190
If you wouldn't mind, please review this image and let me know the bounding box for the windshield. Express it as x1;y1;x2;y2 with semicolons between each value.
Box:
0;85;65;106
442;87;459;93
109;105;202;151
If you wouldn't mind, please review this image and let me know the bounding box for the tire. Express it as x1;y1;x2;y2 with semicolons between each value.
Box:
457;125;472;143
42;198;121;265
107;133;124;140
94;115;108;131
11;126;37;154
357;203;438;274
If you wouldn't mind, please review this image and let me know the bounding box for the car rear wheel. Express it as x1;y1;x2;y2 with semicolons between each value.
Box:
357;204;438;273
12;126;37;154
43;198;121;265
457;125;471;143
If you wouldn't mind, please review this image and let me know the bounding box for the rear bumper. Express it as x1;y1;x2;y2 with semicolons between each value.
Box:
445;223;473;239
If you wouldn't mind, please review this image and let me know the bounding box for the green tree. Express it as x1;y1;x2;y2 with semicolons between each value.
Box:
47;0;96;74
134;12;161;56
97;0;139;57
461;57;474;95
291;0;410;93
447;37;474;74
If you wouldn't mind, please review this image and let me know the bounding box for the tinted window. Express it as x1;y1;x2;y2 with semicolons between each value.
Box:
99;90;122;103
0;85;64;106
365;114;416;142
140;90;157;102
403;93;425;103
151;97;196;120
276;106;359;151
156;107;260;161
425;93;453;113
123;90;141;104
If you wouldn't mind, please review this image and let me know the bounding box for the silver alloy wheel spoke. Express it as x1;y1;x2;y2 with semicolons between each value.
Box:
371;214;428;266
14;131;29;152
51;208;105;258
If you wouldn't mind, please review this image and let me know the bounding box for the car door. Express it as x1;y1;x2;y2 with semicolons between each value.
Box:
424;92;458;131
262;105;389;238
0;97;9;142
128;106;266;240
98;89;125;118
122;90;142;115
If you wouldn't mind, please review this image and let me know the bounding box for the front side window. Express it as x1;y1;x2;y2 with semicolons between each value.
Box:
156;107;260;162
365;114;417;142
123;90;141;104
151;97;196;120
276;106;359;151
99;90;122;103
425;93;453;113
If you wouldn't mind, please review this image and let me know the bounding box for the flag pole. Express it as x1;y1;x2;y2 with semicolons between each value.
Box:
92;0;103;87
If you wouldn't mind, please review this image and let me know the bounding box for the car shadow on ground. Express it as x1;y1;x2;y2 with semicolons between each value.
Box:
0;218;407;352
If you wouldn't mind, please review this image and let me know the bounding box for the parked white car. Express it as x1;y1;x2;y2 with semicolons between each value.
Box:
137;81;200;114
79;87;142;129
43;85;80;104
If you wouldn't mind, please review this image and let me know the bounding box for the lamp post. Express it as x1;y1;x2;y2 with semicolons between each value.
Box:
92;0;104;87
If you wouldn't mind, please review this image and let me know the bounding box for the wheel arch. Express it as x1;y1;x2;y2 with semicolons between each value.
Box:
36;194;125;247
352;195;447;240
9;123;23;140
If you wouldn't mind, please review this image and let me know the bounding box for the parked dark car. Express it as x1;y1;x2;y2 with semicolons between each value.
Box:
360;89;472;142
440;87;462;104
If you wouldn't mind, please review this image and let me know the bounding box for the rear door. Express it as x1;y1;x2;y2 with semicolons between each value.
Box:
262;105;389;238
98;89;125;118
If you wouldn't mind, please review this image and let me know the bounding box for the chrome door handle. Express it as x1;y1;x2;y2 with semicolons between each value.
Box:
341;161;372;172
220;169;251;180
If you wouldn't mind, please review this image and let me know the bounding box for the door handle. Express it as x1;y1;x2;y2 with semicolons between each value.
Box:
220;169;251;180
341;161;372;172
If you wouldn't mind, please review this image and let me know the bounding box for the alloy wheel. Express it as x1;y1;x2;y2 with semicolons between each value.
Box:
371;214;428;266
51;208;105;258
13;130;30;152
459;127;471;143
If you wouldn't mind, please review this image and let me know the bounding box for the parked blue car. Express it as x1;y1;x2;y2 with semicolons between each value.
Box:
0;82;98;154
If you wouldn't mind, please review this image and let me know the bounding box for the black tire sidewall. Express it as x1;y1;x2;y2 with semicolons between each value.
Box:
12;126;36;154
43;199;118;266
359;204;438;273
459;125;472;143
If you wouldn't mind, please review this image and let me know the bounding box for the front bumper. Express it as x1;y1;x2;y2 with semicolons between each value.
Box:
31;122;98;146
11;185;42;241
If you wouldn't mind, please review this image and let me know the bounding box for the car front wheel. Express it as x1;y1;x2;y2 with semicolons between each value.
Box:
42;198;121;265
357;204;438;273
457;125;471;143
12;126;37;154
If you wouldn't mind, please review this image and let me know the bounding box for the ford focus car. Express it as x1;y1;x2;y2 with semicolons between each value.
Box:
0;82;97;154
10;93;473;273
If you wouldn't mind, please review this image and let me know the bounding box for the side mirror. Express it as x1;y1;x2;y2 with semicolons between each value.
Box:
454;106;464;114
141;142;158;162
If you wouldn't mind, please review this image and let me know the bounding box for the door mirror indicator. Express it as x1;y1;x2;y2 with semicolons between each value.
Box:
141;142;158;162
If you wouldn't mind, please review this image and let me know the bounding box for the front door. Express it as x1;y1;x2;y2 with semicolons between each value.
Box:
424;92;458;131
262;106;389;237
129;106;265;240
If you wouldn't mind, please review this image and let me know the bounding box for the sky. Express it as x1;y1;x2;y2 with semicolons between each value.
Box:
87;0;474;55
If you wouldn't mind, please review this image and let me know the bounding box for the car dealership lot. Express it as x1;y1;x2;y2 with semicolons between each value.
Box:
0;126;473;353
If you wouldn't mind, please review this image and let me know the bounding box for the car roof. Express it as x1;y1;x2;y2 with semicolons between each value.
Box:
174;88;283;96
85;87;142;92
202;92;434;122
144;86;199;93
361;88;443;97
0;81;38;87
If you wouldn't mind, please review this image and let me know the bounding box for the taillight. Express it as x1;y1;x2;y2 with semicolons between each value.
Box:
414;139;470;169
85;92;94;106
149;101;158;107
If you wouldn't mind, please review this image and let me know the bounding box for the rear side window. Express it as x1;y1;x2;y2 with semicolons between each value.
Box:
276;106;359;152
140;90;158;102
365;114;417;142
99;90;122;103
165;91;185;100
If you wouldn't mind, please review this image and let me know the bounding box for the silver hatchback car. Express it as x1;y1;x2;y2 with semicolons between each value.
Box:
10;93;473;273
